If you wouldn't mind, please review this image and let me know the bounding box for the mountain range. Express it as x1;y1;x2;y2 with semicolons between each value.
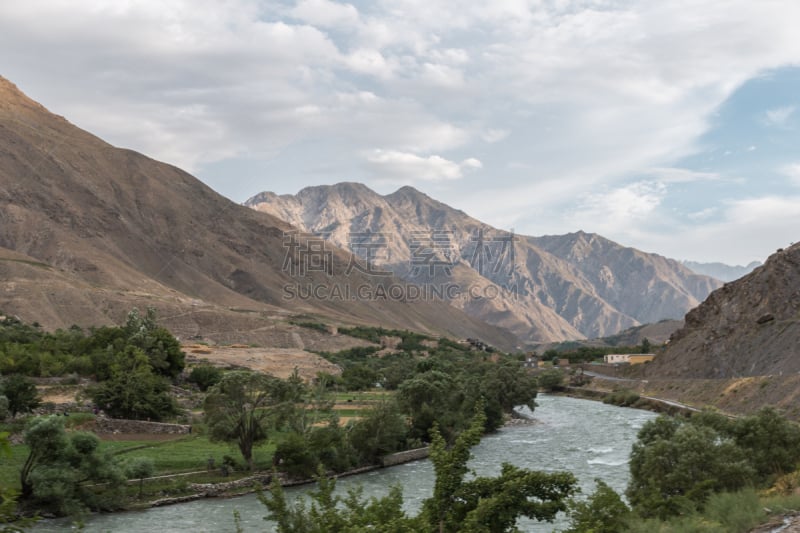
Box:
246;185;721;344
682;260;762;282
0;76;511;349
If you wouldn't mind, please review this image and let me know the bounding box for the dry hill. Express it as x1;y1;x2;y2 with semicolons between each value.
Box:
0;76;514;349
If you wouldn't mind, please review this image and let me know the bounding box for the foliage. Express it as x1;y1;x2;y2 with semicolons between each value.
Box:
472;360;538;431
125;457;155;498
397;369;461;441
0;431;38;532
273;431;319;480
204;371;282;470
627;416;755;519
260;466;415;533
537;368;565;391
603;389;640;407
87;347;177;421
188;365;223;392
347;399;409;464
419;405;577;532
340;363;379;391
564;479;630;533
0;308;184;380
728;407;800;481
0;375;40;417
262;407;577;533
122;308;185;379
640;338;652;353
19;416;124;516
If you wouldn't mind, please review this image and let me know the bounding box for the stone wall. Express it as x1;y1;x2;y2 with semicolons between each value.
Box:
93;417;191;435
380;447;430;467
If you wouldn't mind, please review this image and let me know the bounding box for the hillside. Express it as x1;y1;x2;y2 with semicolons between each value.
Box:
247;184;721;343
0;76;514;349
645;243;800;379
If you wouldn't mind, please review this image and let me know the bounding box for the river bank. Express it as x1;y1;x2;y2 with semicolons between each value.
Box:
118;414;537;511
33;395;656;532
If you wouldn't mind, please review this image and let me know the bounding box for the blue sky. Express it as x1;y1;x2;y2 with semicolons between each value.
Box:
1;1;799;265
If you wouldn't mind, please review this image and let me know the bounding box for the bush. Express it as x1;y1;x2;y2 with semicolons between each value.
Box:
188;365;223;391
603;389;640;407
703;489;765;532
274;432;318;480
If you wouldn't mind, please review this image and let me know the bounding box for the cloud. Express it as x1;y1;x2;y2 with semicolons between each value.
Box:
290;0;360;29
763;105;796;126
365;150;481;181
2;0;800;267
570;181;668;237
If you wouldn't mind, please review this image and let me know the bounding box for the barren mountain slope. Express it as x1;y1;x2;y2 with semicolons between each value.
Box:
247;184;721;343
646;243;800;378
0;76;514;349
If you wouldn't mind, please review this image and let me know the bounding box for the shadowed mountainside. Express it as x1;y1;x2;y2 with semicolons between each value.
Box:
646;243;800;379
0;76;515;349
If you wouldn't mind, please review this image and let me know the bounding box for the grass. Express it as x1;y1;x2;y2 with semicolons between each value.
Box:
109;435;276;473
0;435;276;491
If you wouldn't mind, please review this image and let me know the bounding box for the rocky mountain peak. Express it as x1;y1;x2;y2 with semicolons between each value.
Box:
246;182;722;343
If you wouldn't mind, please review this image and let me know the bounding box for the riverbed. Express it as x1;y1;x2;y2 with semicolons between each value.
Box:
35;395;657;532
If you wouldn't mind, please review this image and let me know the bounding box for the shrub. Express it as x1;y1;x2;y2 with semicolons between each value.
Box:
188;365;223;391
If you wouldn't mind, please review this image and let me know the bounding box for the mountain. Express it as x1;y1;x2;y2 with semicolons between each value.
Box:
246;184;721;343
0;76;514;349
646;243;800;379
682;260;762;282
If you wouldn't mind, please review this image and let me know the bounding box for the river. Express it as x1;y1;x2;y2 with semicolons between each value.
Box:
35;395;657;532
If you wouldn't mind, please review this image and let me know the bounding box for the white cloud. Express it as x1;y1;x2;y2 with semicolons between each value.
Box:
365;150;481;181
2;0;800;266
290;0;360;29
571;181;668;236
763;105;796;126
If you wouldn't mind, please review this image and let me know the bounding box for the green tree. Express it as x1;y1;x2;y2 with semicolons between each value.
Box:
730;407;800;481
564;479;630;533
20;416;124;516
537;368;565;392
88;347;177;421
419;405;577;532
640;337;652;353
125;457;155;498
627;417;755;519
0;375;40;417
204;371;281;470
188;365;223;391
124;308;185;379
260;466;415;533
397;370;461;441
348;399;409;464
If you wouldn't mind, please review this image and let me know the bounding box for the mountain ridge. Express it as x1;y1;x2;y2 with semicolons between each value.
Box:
0;76;515;349
246;183;722;343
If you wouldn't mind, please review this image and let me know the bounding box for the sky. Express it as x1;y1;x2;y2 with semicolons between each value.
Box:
2;0;800;265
